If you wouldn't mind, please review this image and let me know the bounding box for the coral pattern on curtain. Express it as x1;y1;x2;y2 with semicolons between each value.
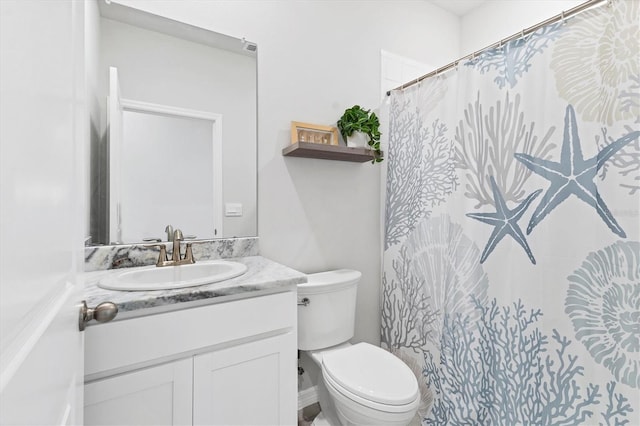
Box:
382;1;639;424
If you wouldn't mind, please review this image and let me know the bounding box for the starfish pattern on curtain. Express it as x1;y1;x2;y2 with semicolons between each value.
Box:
466;176;541;264
515;105;640;237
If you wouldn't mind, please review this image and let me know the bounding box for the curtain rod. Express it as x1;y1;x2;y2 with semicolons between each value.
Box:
386;0;608;96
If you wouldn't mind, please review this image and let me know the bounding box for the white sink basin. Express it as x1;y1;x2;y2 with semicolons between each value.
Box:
98;260;248;291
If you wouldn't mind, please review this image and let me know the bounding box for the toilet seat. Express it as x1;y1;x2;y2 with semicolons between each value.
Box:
321;343;419;412
323;368;420;414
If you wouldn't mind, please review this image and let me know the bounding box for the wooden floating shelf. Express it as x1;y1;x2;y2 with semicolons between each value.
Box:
282;142;380;163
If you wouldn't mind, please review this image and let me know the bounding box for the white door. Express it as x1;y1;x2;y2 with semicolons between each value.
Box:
0;0;86;424
84;359;193;426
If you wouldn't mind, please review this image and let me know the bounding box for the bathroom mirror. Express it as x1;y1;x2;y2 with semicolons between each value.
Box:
88;0;257;245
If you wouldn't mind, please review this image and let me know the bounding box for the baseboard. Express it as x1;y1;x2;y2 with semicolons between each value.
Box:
298;385;319;410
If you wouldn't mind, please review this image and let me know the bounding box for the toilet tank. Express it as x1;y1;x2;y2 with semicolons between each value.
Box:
297;269;361;351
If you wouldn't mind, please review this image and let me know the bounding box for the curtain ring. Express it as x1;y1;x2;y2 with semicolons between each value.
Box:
561;10;566;25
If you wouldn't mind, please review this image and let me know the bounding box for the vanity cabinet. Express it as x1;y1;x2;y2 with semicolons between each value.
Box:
84;291;297;425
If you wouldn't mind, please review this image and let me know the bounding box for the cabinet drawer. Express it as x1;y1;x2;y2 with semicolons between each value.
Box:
85;291;296;377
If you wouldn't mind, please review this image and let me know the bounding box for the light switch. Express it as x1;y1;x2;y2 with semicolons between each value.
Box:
225;203;243;217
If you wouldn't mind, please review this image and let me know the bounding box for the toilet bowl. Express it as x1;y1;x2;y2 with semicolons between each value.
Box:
312;342;419;425
298;270;419;426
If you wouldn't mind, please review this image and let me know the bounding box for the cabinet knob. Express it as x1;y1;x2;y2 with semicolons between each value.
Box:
79;300;118;331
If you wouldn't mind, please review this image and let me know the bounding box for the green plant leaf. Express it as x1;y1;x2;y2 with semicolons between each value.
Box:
337;105;382;158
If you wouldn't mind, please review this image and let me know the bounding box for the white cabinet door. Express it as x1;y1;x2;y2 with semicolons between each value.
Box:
84;358;192;426
193;332;297;426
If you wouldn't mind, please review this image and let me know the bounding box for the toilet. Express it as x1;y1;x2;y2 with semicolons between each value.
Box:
298;269;420;426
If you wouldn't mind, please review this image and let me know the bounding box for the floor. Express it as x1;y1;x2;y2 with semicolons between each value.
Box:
298;403;321;426
299;402;422;425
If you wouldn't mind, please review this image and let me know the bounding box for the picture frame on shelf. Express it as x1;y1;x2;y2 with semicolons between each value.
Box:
291;121;339;146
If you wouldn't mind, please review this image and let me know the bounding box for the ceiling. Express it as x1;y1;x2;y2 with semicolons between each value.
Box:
429;0;487;16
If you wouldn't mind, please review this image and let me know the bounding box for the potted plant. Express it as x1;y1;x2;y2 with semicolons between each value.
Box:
337;105;383;163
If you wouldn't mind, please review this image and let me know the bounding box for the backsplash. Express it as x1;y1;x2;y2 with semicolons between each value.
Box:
84;237;259;272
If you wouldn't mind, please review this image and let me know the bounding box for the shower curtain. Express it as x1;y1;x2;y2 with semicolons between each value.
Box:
381;1;639;424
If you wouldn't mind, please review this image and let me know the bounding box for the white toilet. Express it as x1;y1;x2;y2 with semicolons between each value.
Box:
298;269;420;426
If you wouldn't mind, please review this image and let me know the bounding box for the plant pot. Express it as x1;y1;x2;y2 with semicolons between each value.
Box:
346;131;370;148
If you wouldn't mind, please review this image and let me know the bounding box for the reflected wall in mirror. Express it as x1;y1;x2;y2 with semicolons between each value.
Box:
88;0;257;245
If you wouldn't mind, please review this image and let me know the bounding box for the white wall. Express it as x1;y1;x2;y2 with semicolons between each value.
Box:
111;0;460;346
460;0;584;54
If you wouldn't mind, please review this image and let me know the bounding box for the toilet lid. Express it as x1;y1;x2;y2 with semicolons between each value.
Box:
321;343;418;406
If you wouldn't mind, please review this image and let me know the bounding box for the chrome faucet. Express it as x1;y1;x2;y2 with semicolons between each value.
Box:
172;229;184;262
146;228;195;267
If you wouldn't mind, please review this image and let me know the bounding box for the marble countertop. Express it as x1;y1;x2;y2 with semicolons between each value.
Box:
84;256;306;320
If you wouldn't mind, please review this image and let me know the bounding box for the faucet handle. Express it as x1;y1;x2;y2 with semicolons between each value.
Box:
173;229;184;241
143;243;169;266
143;243;163;249
183;243;196;264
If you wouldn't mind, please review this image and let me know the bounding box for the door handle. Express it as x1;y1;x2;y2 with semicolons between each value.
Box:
79;300;118;331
